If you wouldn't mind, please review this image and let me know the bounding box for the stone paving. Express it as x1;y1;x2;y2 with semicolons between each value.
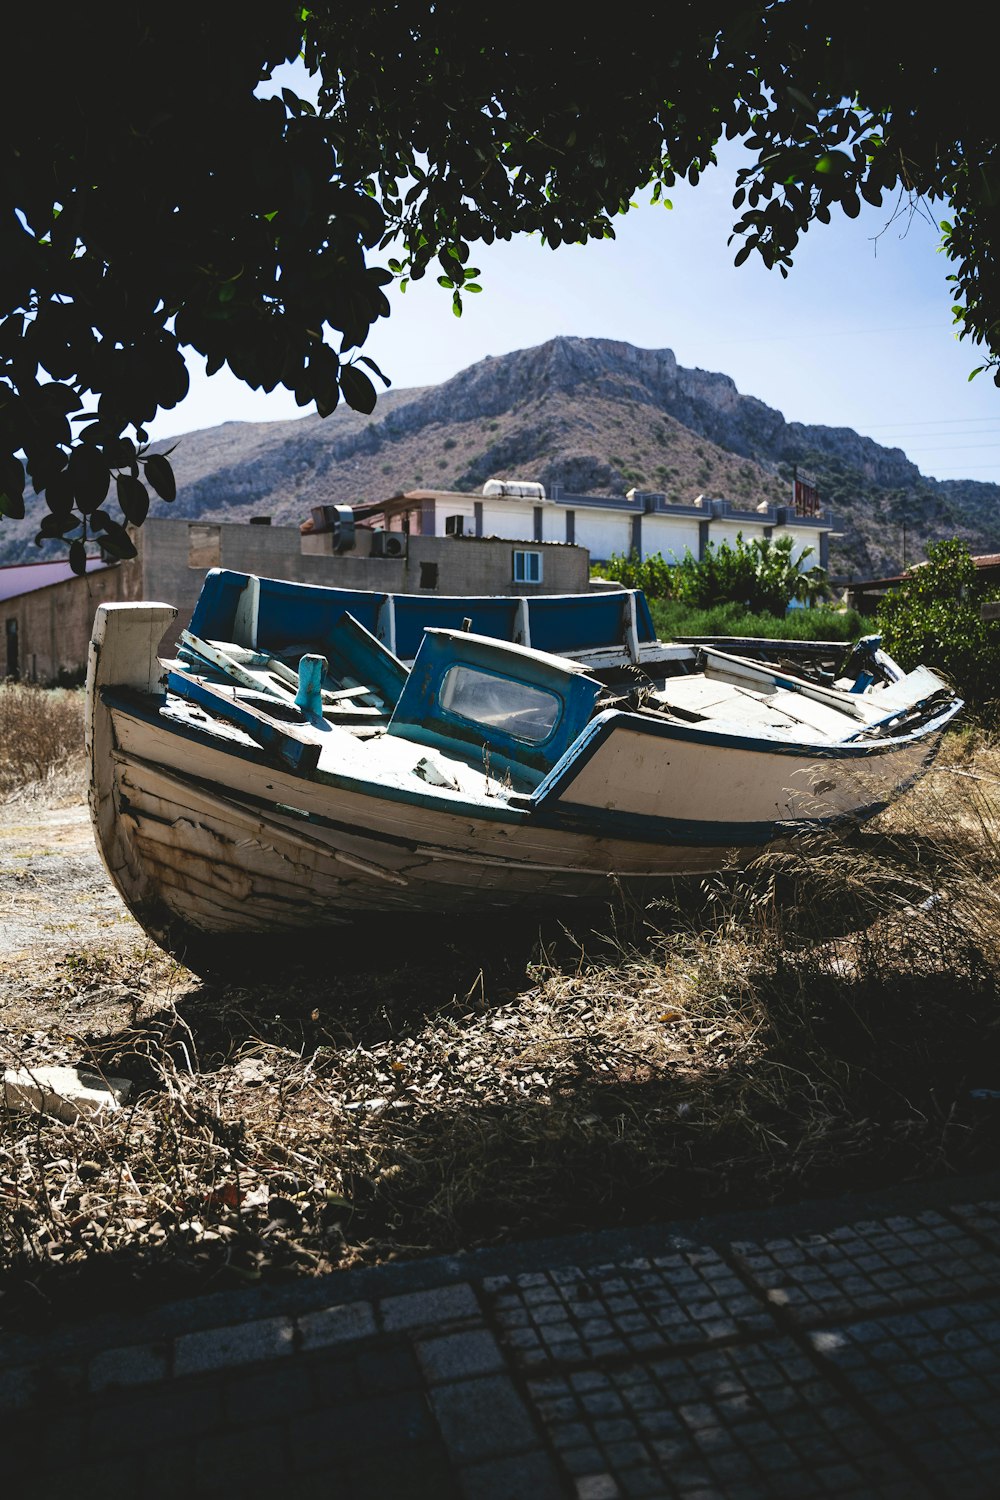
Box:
3;1180;1000;1497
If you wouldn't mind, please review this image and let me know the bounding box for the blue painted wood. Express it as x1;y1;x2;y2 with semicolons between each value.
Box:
187;570;656;663
386;629;603;783
166;667;321;774
323;611;408;706
295;655;327;717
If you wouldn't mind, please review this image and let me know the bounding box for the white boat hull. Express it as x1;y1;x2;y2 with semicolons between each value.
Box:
86;603;959;965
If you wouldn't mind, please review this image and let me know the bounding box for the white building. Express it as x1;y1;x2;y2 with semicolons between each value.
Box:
354;480;835;578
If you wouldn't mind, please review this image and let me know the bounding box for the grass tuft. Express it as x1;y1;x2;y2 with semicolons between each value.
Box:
0;683;84;796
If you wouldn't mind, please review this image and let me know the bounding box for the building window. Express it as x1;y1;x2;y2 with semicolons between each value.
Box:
513;549;543;584
419;561;439;590
188;523;221;569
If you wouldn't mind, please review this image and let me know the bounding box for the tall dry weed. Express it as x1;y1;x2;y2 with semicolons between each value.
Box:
0;682;85;796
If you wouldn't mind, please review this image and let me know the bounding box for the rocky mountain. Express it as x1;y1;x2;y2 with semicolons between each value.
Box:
3;336;999;578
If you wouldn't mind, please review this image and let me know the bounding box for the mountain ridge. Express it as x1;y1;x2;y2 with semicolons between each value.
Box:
1;336;996;577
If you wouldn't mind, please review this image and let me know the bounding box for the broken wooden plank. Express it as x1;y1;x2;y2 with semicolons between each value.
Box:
166;667;323;774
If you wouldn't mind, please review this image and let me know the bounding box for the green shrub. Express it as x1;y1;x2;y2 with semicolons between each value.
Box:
877;538;1000;716
649;599;873;643
672;534;828;615
592;551;674;599
595;535;828;617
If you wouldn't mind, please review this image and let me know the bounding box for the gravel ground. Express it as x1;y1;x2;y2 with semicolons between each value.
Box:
0;782;144;1004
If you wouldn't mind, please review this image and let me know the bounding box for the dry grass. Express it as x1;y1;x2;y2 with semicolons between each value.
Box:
3;728;1000;1328
0;683;85;799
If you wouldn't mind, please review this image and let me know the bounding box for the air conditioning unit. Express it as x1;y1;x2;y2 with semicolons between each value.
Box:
308;504;356;552
372;531;407;558
445;514;466;536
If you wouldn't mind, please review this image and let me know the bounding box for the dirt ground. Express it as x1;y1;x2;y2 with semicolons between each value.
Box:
0;776;178;1034
1;796;128;961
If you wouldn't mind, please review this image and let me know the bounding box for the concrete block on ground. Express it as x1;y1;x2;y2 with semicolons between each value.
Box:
430;1374;539;1463
298;1301;377;1349
2;1064;132;1121
89;1342;170;1394
458;1448;565;1499
0;1364;42;1413
418;1330;506;1385
174;1315;295;1377
380;1282;480;1333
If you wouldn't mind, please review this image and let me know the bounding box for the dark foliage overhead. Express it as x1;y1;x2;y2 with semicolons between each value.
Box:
1;4;995;568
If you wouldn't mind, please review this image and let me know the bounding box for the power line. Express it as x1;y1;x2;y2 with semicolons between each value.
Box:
865;415;1000;430
902;442;1000;453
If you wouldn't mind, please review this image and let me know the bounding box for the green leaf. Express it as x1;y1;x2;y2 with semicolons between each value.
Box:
94;519;138;561
339;364;377;414
356;354;390;386
116;474;150;525
69;539;88;576
35;511;82;541
69;444;111;514
0;455;26;520
144;453;177;502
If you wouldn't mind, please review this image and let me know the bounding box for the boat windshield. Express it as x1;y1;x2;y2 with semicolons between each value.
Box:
439;664;561;744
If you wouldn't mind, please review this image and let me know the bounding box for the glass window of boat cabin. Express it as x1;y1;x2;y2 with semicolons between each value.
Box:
439;664;561;744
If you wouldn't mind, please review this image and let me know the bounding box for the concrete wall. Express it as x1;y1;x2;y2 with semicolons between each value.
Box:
3;561;141;684
406;535;587;595
478;498;538;540
643;516;701;564
572;512;634;561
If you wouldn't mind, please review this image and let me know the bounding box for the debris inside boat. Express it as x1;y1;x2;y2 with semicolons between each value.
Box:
86;569;962;967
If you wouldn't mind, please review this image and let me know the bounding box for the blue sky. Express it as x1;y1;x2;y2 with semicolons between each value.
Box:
147;116;1000;487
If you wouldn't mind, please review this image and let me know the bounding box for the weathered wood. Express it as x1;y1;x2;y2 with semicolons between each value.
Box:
86;603;178;921
167;667;323;774
87;596;961;964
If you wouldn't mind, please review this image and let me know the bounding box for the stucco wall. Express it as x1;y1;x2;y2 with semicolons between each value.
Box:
572;512;634;561
407;535;587;595
642;517;702;564
3;562;140;685
478;499;538;540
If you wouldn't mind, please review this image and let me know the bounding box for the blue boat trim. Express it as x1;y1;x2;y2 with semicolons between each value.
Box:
189;568;656;661
532;798;894;846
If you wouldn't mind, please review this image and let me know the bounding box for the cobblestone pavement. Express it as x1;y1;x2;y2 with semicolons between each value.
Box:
4;1175;1000;1498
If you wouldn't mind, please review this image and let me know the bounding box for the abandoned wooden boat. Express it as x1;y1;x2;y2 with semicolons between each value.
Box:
86;571;962;967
